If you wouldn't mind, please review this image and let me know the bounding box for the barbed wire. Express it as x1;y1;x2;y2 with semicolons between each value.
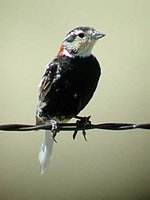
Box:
0;122;150;132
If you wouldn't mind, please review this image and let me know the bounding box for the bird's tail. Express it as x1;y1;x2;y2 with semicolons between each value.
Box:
38;130;54;175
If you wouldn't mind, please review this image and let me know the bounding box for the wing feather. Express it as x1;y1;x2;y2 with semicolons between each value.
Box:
38;61;58;100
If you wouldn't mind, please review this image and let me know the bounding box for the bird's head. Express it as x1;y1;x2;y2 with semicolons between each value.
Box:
57;26;105;58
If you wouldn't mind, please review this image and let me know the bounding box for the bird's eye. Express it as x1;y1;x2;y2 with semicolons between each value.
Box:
78;33;85;38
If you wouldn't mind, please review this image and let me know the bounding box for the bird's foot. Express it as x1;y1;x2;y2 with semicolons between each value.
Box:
73;116;91;140
50;119;60;142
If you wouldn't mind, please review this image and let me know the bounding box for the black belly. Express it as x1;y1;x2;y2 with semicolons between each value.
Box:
42;55;101;121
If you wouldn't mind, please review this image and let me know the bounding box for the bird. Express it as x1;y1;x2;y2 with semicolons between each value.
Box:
36;26;105;174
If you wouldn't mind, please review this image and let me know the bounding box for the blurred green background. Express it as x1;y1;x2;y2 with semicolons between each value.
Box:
0;0;150;200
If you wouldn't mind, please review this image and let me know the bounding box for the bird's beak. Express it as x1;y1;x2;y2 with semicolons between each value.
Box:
92;31;105;40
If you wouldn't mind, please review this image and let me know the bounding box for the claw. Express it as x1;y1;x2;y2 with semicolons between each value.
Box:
73;116;91;140
82;129;87;141
50;119;60;142
73;129;78;140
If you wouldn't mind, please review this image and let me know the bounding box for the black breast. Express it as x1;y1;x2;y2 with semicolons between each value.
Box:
42;55;101;120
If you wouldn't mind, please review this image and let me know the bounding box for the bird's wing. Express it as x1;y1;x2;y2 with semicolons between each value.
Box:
38;59;58;101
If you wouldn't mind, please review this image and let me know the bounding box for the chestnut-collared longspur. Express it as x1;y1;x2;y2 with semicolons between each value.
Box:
36;26;105;174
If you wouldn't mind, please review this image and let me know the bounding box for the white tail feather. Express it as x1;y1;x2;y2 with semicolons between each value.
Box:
38;130;54;175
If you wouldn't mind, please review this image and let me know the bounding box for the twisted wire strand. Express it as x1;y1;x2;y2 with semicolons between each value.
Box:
0;122;149;132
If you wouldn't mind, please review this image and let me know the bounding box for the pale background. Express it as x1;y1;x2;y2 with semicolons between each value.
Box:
0;0;150;200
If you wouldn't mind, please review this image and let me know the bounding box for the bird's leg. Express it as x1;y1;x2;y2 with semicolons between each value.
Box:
73;115;91;140
50;119;60;142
